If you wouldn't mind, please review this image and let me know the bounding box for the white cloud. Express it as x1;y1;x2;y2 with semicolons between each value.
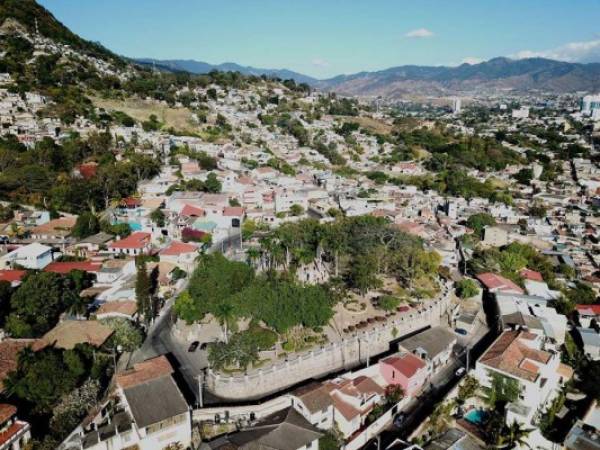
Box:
311;58;330;68
512;39;600;63
405;28;434;39
461;57;483;65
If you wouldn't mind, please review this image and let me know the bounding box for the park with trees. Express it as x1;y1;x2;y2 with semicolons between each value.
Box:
174;216;442;371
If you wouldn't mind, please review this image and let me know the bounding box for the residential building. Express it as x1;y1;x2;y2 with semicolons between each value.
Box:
0;243;54;270
379;353;428;396
0;404;31;450
398;327;457;372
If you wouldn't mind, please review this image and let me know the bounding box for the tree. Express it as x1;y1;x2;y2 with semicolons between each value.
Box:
457;375;480;403
101;318;144;351
385;384;404;405
149;208;165;227
72;211;100;238
5;272;76;338
347;252;382;294
213;302;235;344
378;295;400;311
204;172;222;193
501;420;533;449
289;204;304;216
514;168;534;185
135;259;152;324
466;213;496;237
456;279;479;299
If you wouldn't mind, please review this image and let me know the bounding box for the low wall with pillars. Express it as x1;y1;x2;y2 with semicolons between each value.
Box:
204;290;450;401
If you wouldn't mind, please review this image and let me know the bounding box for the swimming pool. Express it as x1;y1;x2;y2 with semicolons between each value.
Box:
464;409;486;425
114;221;142;231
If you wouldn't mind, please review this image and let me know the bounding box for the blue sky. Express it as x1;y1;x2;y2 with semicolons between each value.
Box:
39;0;600;79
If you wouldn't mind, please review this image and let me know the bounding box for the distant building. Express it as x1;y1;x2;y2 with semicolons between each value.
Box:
0;243;54;270
452;97;462;114
511;106;529;119
581;94;600;116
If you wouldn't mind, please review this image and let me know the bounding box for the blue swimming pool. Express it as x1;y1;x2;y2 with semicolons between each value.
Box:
464;409;486;425
114;221;142;231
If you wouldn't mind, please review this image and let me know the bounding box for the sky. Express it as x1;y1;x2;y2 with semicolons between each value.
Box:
39;0;600;79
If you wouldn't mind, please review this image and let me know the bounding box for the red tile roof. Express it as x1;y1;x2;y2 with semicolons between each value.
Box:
121;197;142;208
576;304;600;315
0;404;16;424
222;206;245;217
160;241;197;256
117;355;173;389
0;270;26;284
520;268;544;282
476;272;524;294
479;330;552;382
0;339;36;391
0;420;26;446
109;232;151;250
78;162;98;180
382;353;427;378
44;261;101;274
180;204;205;217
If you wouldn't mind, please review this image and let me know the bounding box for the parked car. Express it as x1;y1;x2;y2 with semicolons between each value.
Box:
454;328;468;336
188;341;199;352
393;413;406;428
455;367;466;377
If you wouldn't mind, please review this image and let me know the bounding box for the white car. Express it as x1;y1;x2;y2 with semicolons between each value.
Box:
455;367;466;377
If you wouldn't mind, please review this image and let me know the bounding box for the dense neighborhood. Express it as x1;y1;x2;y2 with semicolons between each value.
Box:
0;2;599;450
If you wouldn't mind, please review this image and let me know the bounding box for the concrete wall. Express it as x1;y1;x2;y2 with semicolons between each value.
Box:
205;292;450;400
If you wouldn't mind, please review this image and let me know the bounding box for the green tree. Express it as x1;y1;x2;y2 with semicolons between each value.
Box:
101;318;144;351
149;208;166;227
457;375;480;403
72;211;100;239
135;259;152;324
466;213;496;238
289;204;304;216
378;295;400;311
204;172;222;193
456;279;479;299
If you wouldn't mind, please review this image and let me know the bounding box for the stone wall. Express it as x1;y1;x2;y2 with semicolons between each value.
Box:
205;290;451;401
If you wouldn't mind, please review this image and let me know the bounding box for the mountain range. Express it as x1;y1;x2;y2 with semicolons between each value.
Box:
135;58;318;85
3;0;600;99
139;56;600;98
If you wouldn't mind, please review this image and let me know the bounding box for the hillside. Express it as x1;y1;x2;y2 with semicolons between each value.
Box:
318;57;600;97
135;58;317;84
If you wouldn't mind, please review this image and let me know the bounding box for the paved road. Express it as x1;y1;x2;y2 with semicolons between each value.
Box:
361;319;492;450
130;234;243;405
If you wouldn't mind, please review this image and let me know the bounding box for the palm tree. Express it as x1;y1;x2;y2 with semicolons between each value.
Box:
214;302;235;344
68;295;90;319
246;247;261;268
500;421;533;449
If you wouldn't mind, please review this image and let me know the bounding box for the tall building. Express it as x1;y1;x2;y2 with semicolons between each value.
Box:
452;97;462;114
581;94;600;116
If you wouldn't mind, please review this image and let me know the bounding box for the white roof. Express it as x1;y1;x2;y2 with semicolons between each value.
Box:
8;242;52;258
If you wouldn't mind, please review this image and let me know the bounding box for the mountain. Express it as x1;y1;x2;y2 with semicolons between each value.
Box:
135;58;317;84
318;57;600;97
0;0;121;65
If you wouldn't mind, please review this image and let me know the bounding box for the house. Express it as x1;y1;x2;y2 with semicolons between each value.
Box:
44;260;102;275
70;232;113;257
291;375;386;439
0;270;26;287
564;401;600;450
0;339;36;392
473;330;572;427
108;232;152;256
398;327;457;372
33;320;113;351
577;304;600;328
30;216;77;241
0;404;31;450
0;243;54;270
95;301;138;321
201;407;322;450
159;241;198;273
475;272;524;295
83;356;191;450
577;327;600;360
379;353;428;396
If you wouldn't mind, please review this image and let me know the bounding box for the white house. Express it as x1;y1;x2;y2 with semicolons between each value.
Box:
0;243;53;270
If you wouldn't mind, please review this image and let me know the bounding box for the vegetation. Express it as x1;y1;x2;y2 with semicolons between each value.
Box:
456;279;479;299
